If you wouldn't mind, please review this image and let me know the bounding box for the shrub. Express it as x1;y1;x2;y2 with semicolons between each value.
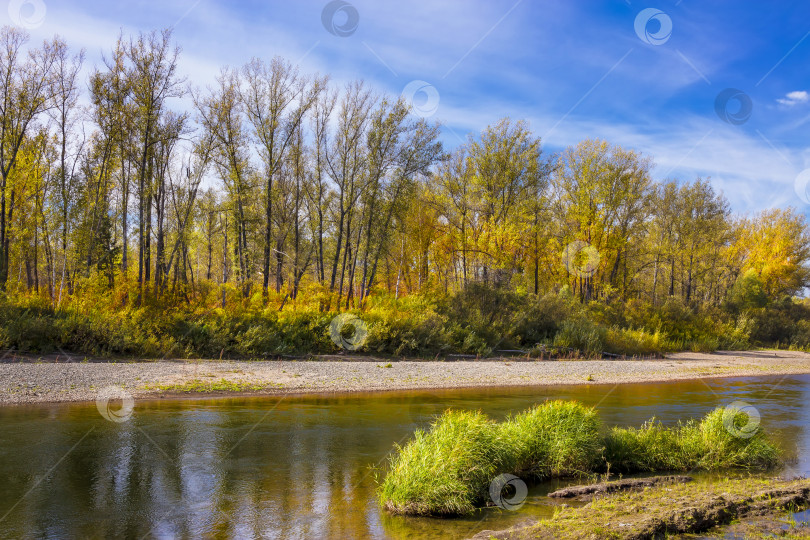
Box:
749;307;796;345
791;320;810;350
553;318;604;355
717;314;753;350
602;326;672;356
0;284;806;358
441;283;527;349
512;293;574;345
364;312;450;356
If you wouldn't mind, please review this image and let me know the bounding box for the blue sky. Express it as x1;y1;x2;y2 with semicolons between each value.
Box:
15;0;810;214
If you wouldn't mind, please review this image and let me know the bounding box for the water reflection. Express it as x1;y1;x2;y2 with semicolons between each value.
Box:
0;374;809;539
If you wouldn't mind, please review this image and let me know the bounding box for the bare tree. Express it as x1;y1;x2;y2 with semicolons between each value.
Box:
240;57;325;296
49;38;85;301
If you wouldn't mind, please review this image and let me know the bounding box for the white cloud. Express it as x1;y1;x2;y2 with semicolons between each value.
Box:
777;90;809;106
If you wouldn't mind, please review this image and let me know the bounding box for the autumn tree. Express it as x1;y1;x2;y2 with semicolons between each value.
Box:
0;27;59;289
734;208;810;299
549;139;652;300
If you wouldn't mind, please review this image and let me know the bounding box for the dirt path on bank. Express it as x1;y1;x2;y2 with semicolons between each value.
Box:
0;350;808;405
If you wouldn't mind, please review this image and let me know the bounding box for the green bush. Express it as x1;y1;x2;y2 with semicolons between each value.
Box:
602;326;673;356
441;282;527;349
791;319;810;350
553;318;604;355
749;307;796;345
512;293;573;345
365;312;450;356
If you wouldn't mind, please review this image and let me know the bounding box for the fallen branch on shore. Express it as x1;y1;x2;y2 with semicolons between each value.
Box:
547;475;692;501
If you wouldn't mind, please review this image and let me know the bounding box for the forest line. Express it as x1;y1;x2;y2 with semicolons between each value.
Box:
0;25;807;329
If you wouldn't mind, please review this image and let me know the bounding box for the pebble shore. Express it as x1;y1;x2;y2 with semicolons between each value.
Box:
1;350;809;405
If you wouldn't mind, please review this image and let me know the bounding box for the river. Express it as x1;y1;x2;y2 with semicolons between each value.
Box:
1;374;809;539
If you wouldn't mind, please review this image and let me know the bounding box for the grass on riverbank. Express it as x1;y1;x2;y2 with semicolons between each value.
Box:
488;477;810;539
142;378;273;393
501;401;603;478
378;410;508;515
378;401;781;516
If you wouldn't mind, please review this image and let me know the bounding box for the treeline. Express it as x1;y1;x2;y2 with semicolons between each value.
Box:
2;26;443;308
0;26;808;358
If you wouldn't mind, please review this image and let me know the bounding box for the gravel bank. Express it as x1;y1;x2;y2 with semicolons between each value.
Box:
1;350;809;405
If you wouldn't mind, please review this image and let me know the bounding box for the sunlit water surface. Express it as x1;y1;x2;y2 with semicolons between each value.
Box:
2;374;810;539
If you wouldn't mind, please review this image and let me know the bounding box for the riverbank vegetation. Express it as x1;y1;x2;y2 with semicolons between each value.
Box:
0;26;808;359
378;401;780;516
1;287;808;359
476;477;810;539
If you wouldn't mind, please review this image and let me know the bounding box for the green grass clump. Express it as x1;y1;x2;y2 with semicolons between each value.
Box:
378;409;510;516
379;401;599;516
379;403;781;516
604;407;780;473
502;401;602;478
603;419;698;472
694;407;780;469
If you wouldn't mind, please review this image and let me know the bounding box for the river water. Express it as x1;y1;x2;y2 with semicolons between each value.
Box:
1;374;809;539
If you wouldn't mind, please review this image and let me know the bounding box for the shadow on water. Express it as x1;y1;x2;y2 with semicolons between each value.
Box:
1;374;810;538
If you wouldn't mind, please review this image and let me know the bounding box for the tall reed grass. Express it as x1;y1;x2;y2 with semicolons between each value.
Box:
378;402;780;516
604;407;780;472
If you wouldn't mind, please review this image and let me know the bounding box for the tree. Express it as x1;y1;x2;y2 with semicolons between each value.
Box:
324;81;375;305
240;57;325;296
0;27;58;289
735;208;810;299
356;98;442;304
549;139;651;300
127;29;185;297
90;34;133;277
194;69;255;296
49;38;85;301
0;24;805;333
672;179;730;304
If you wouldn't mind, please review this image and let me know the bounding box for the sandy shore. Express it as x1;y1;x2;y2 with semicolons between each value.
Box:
1;350;809;405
